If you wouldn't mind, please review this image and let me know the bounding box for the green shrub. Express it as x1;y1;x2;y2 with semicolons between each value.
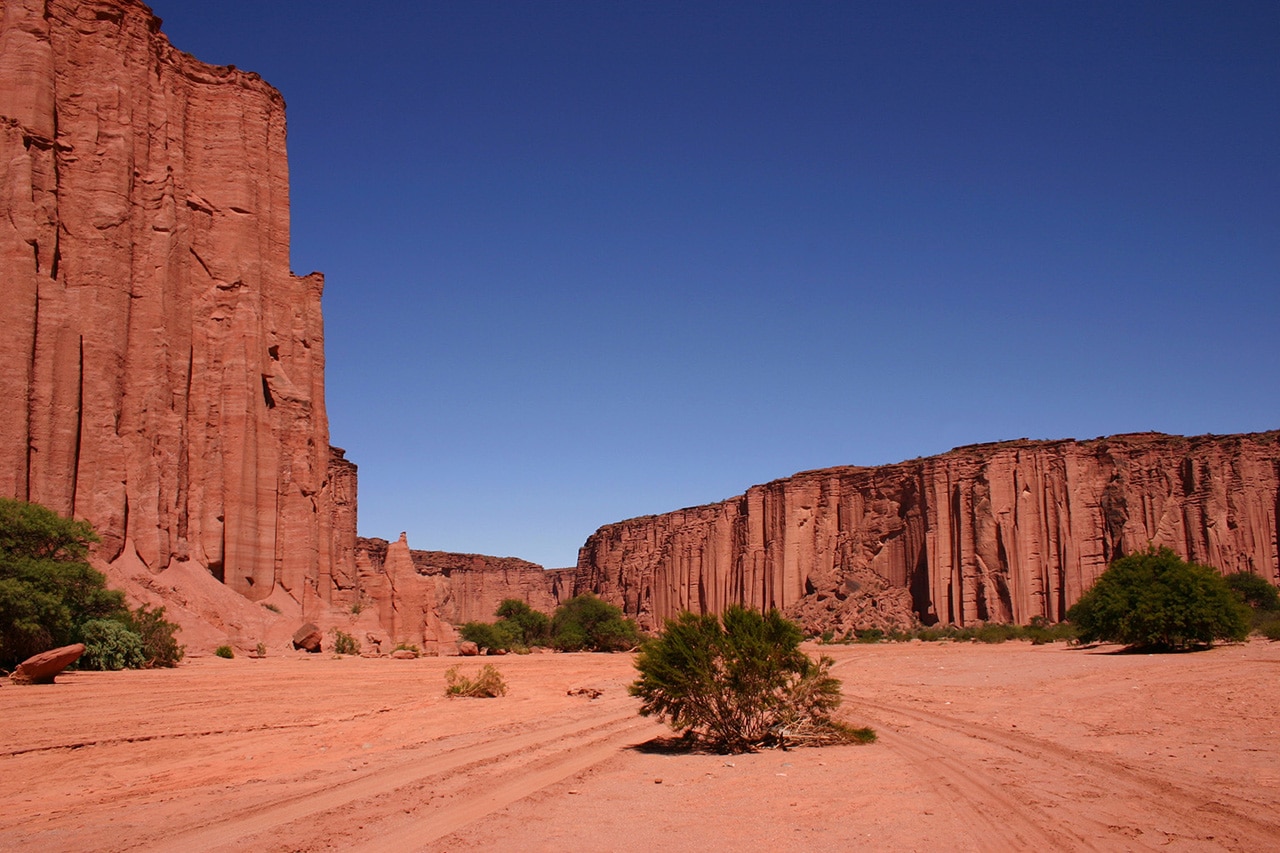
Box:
445;663;507;697
330;628;360;655
496;599;552;647
214;645;235;659
124;604;184;667
1;500;184;670
79;619;145;670
394;641;420;655
255;642;267;657
1225;571;1280;612
552;594;640;652
0;498;124;667
459;620;516;652
631;605;874;752
1067;546;1250;650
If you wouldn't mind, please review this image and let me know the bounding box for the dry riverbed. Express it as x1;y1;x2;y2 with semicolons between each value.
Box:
3;640;1279;851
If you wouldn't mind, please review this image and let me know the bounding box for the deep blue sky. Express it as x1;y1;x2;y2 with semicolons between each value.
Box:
159;1;1279;568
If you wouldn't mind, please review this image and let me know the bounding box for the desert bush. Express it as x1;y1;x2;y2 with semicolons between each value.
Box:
854;627;885;643
79;619;145;670
255;642;267;658
1067;546;1249;650
458;620;516;653
124;603;184;667
631;605;874;752
495;598;552;647
330;628;361;655
1225;571;1280;612
444;663;508;697
215;645;235;659
393;641;420;655
552;594;640;652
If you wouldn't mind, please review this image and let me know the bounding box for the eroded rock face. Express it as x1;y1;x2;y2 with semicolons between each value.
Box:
356;537;571;628
575;433;1280;634
0;1;357;612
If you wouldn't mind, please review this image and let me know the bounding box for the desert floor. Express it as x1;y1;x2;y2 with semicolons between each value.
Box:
3;640;1279;852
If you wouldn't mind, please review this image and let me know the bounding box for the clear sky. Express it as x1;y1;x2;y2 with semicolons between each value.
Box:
158;1;1278;569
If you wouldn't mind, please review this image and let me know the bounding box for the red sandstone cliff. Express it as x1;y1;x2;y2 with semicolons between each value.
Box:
574;432;1280;634
0;0;357;613
355;535;571;649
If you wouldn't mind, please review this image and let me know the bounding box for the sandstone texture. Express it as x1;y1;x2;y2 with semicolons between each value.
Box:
354;535;571;651
291;623;322;653
0;1;358;619
574;432;1280;634
9;642;84;684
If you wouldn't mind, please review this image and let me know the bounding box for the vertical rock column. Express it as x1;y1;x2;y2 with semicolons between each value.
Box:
0;0;347;605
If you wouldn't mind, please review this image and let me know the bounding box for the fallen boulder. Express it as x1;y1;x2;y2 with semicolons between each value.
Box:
292;623;323;653
457;641;480;656
10;644;86;685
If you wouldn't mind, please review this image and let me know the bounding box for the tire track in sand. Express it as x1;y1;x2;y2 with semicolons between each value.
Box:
131;699;659;852
840;691;1280;850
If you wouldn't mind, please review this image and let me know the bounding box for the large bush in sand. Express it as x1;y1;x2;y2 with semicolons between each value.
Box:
1067;546;1249;651
630;605;875;752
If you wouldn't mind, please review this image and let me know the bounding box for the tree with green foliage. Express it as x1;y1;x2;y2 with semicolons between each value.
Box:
0;498;184;669
630;605;874;752
496;598;551;647
1224;570;1280;641
1224;571;1280;612
458;619;515;652
1067;546;1250;650
1;498;119;667
551;593;640;652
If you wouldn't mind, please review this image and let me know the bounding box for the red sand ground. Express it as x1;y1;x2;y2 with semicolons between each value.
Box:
3;640;1279;852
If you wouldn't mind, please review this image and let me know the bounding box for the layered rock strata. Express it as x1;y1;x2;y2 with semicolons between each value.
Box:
575;432;1280;634
0;0;356;609
355;536;571;648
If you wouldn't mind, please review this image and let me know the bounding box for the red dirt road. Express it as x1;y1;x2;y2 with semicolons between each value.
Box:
3;641;1278;851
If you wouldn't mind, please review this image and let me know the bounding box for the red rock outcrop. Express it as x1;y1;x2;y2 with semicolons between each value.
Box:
356;536;571;634
10;643;84;684
0;1;357;614
574;432;1280;634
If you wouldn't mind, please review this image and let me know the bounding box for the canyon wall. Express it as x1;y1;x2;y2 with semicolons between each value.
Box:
355;536;571;649
575;432;1280;634
0;0;357;611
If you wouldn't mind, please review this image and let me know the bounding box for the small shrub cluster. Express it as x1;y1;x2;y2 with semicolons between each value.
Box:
822;619;1078;645
631;605;874;753
330;628;361;655
214;645;235;659
459;595;640;654
444;663;507;698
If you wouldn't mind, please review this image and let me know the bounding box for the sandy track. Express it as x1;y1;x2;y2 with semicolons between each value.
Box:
3;642;1279;851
